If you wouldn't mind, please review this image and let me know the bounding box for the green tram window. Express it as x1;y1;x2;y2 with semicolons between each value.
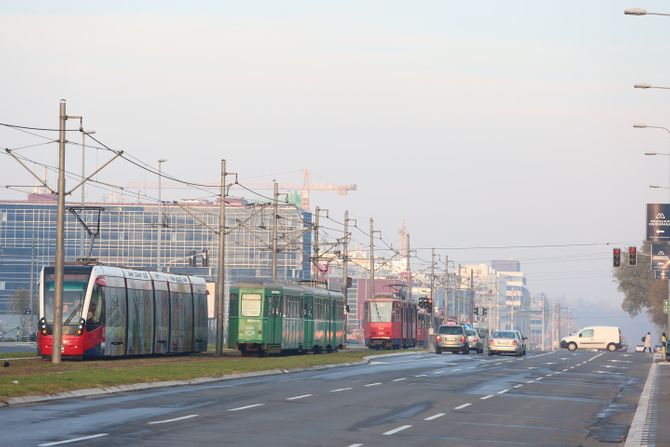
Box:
241;293;262;317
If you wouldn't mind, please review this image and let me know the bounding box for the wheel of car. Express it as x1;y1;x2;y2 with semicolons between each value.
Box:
435;348;441;354
488;350;494;356
463;346;470;354
478;347;483;354
567;342;577;352
607;343;617;352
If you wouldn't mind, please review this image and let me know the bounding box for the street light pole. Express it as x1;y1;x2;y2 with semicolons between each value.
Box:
216;159;226;355
625;8;670;16
157;159;167;271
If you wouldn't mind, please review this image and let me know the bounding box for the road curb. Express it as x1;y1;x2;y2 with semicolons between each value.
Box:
624;359;658;447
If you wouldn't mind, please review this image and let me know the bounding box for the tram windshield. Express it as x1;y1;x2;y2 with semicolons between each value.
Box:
367;301;392;323
43;271;89;326
241;293;262;317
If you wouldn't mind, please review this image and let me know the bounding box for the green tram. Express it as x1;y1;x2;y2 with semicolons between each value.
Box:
228;282;346;355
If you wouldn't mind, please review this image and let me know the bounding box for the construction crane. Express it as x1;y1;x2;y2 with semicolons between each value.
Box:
126;169;356;210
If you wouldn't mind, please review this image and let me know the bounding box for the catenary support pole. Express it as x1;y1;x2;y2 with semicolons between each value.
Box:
216;159;226;355
369;218;375;299
272;182;278;281
52;99;67;364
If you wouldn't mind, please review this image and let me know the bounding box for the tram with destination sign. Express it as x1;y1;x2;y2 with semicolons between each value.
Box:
37;263;208;359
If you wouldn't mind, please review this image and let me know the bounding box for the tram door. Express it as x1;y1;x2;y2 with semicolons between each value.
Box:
267;293;282;346
103;282;127;357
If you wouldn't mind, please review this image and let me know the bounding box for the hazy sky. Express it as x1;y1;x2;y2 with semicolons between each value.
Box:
2;1;669;341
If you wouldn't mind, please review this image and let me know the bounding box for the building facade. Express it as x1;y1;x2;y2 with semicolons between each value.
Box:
0;195;312;313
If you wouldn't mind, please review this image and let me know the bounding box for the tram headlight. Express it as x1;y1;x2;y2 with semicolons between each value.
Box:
75;318;86;336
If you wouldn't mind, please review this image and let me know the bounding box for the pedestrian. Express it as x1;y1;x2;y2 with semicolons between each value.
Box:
644;332;652;353
662;332;667;357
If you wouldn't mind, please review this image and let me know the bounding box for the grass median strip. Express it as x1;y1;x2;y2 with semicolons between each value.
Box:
0;348;387;402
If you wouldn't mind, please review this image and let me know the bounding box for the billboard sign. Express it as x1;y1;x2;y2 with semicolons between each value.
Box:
647;203;670;241
652;244;670;271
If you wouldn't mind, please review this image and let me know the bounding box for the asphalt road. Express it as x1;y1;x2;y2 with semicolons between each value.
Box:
0;349;651;447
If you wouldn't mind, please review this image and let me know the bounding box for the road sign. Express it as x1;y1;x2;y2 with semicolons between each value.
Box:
655;270;670;280
23;308;31;316
664;300;670;314
652;244;670;271
647;203;670;241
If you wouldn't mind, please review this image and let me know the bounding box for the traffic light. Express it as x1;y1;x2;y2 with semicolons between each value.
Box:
482;308;488;316
629;246;637;266
613;248;621;267
474;307;479;316
426;298;432;313
202;249;209;267
190;251;197;267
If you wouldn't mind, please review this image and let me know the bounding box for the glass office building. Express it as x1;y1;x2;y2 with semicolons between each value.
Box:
0;195;312;313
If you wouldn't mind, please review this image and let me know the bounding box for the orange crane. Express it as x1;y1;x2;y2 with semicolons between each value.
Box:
126;169;356;210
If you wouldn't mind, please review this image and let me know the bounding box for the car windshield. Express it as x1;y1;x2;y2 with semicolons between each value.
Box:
467;330;476;336
439;326;463;335
492;331;516;339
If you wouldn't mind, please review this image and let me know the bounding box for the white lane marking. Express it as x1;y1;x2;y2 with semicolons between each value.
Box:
148;414;198;425
527;366;538;369
588;352;604;362
513;384;523;388
365;382;382;387
348;444;363;447
392;378;406;382
330;387;353;392
39;434;108;446
545;362;556;365
535;377;543;381
498;389;509;394
466;366;475;369
383;425;412;435
481;394;495;400
287;394;313;400
414;374;428;378
433;370;447;374
424;413;446;421
526;380;535;384
228;403;264;412
569;366;575;369
454;403;472;410
453;368;461;372
506;360;514;363
494;362;503;365
562;368;569;372
546;373;554;377
610;359;632;364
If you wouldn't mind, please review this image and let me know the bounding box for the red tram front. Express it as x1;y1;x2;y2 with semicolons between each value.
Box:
37;264;208;359
364;294;417;349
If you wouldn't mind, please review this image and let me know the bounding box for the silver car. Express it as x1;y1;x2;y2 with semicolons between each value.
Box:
466;328;484;354
435;324;469;354
488;330;524;357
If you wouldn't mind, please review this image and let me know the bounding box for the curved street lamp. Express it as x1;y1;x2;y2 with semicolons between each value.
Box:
624;8;670;16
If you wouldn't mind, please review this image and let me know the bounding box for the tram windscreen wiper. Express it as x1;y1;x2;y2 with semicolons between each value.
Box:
63;304;81;326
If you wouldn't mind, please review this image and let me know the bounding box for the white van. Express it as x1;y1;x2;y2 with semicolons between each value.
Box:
560;326;622;352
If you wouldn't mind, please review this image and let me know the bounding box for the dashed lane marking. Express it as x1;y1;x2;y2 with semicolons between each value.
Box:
481;394;495;400
424;413;446;421
454;403;472;410
383;425;412;435
513;384;523;388
392;378;406;382
498;389;509;394
286;394;313;400
38;434;108;446
365;382;382;387
228;403;264;412
330;387;352;392
148;414;198;425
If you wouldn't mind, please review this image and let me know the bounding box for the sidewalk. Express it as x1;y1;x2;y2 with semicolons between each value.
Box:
655;358;670;447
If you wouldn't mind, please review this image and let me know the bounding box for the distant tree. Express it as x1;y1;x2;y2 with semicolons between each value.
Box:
613;242;667;328
7;289;31;314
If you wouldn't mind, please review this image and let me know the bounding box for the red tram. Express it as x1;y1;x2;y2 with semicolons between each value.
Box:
364;294;417;349
38;263;208;359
